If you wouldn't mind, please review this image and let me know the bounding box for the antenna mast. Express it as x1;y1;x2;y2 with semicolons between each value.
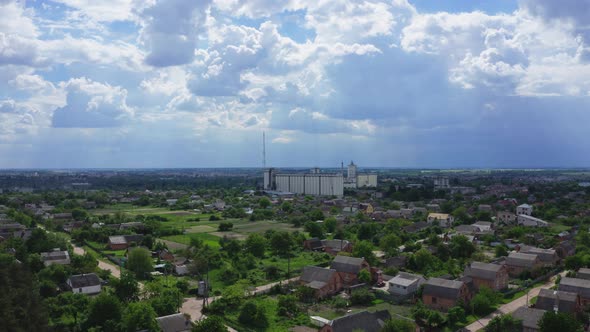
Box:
262;131;266;168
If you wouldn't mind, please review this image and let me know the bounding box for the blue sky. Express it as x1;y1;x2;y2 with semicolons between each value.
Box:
1;0;590;168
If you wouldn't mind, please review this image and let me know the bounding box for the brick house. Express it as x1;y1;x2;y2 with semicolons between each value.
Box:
559;277;590;307
330;256;370;287
535;289;580;314
298;266;343;299
463;262;509;291
108;234;144;250
506;252;542;277
512;307;546;332
519;246;560;267
422;278;471;311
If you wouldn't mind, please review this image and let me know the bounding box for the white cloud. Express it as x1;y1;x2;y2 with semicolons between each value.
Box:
51;0;138;23
141;0;211;67
52;78;134;128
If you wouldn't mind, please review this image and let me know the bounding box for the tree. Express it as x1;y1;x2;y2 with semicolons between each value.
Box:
324;217;337;233
114;272;139;302
0;258;49;331
122;302;158;332
381;318;415;332
352;240;377;265
127;247;153;279
304;221;325;239
218;222;234;231
259;197;271;209
84;293;123;331
495;245;509;257
245;233;266;258
358;269;371;284
150;288;182;316
350;288;375;305
71;253;98;274
485;314;522;332
471;293;493;316
449;235;476;259
239;301;268;328
270;231;292;256
192;316;228;332
447;306;466;326
277;295;299;317
538;311;581;332
380;233;401;257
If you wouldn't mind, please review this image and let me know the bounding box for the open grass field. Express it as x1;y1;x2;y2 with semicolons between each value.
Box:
161;233;222;249
308;301;413;320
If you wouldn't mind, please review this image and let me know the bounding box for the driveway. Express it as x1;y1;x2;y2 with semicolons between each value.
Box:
465;271;567;332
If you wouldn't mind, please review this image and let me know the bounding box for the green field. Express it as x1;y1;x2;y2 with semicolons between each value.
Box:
161;233;222;249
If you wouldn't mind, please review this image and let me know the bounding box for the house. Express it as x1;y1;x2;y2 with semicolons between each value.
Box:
559;277;590;306
303;239;353;255
422;278;471;311
41;249;71;266
426;204;440;212
358;203;374;214
319;310;391;332
403;221;429;233
299;266;343;299
67;273;101;295
330;256;370;286
159;249;175;262
463;262;509;291
478;204;492;212
472;221;493;233
577;268;590;280
496;211;517;225
535;289;580;313
156;313;193;332
455;225;478;235
519;247;559;267
511;307;546;332
388;272;426;297
427;213;455;228
166;199;178;206
506;252;541;277
517;215;548;227
517;204;533;216
384;255;408;269
556;241;576;259
108;234;144;250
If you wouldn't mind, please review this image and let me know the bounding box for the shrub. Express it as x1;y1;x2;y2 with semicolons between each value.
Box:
350;288;375;305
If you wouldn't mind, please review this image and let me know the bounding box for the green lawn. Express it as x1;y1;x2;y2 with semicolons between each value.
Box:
161;233;222;249
221;296;310;332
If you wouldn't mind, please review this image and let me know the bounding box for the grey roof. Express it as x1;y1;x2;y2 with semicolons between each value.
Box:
41;250;69;261
300;266;338;284
389;272;424;287
559;277;590;298
512;307;546;329
108;235;127;244
68;273;101;288
455;225;476;234
330;255;366;274
322;239;350;251
423;278;464;299
329;310;391;332
464;262;503;281
403;221;429;233
156;313;192;332
305;237;323;249
506;252;539;268
520;247;557;263
578;268;590;279
535;289;579;313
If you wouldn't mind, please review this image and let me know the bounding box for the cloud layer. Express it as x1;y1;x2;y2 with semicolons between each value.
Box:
0;0;589;168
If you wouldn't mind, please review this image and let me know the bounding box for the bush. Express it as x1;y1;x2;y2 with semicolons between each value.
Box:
209;215;221;221
238;301;268;328
332;297;348;309
218;222;233;231
350;288;375;305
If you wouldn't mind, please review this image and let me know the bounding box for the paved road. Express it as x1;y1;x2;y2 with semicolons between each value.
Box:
465;271;566;332
71;241;122;278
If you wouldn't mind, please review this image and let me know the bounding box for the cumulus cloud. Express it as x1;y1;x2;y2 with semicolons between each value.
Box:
52;78;134;128
142;0;211;67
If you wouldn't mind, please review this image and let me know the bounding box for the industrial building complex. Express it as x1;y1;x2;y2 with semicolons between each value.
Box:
263;162;377;196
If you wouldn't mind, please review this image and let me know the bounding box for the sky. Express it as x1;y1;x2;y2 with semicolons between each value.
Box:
1;0;590;168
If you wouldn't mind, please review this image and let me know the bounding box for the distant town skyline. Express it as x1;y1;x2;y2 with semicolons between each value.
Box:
1;0;590;168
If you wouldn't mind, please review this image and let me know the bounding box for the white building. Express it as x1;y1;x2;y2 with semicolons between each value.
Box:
516;204;533;216
388;272;426;296
344;161;378;189
264;168;344;196
434;177;450;189
67;273;101;295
